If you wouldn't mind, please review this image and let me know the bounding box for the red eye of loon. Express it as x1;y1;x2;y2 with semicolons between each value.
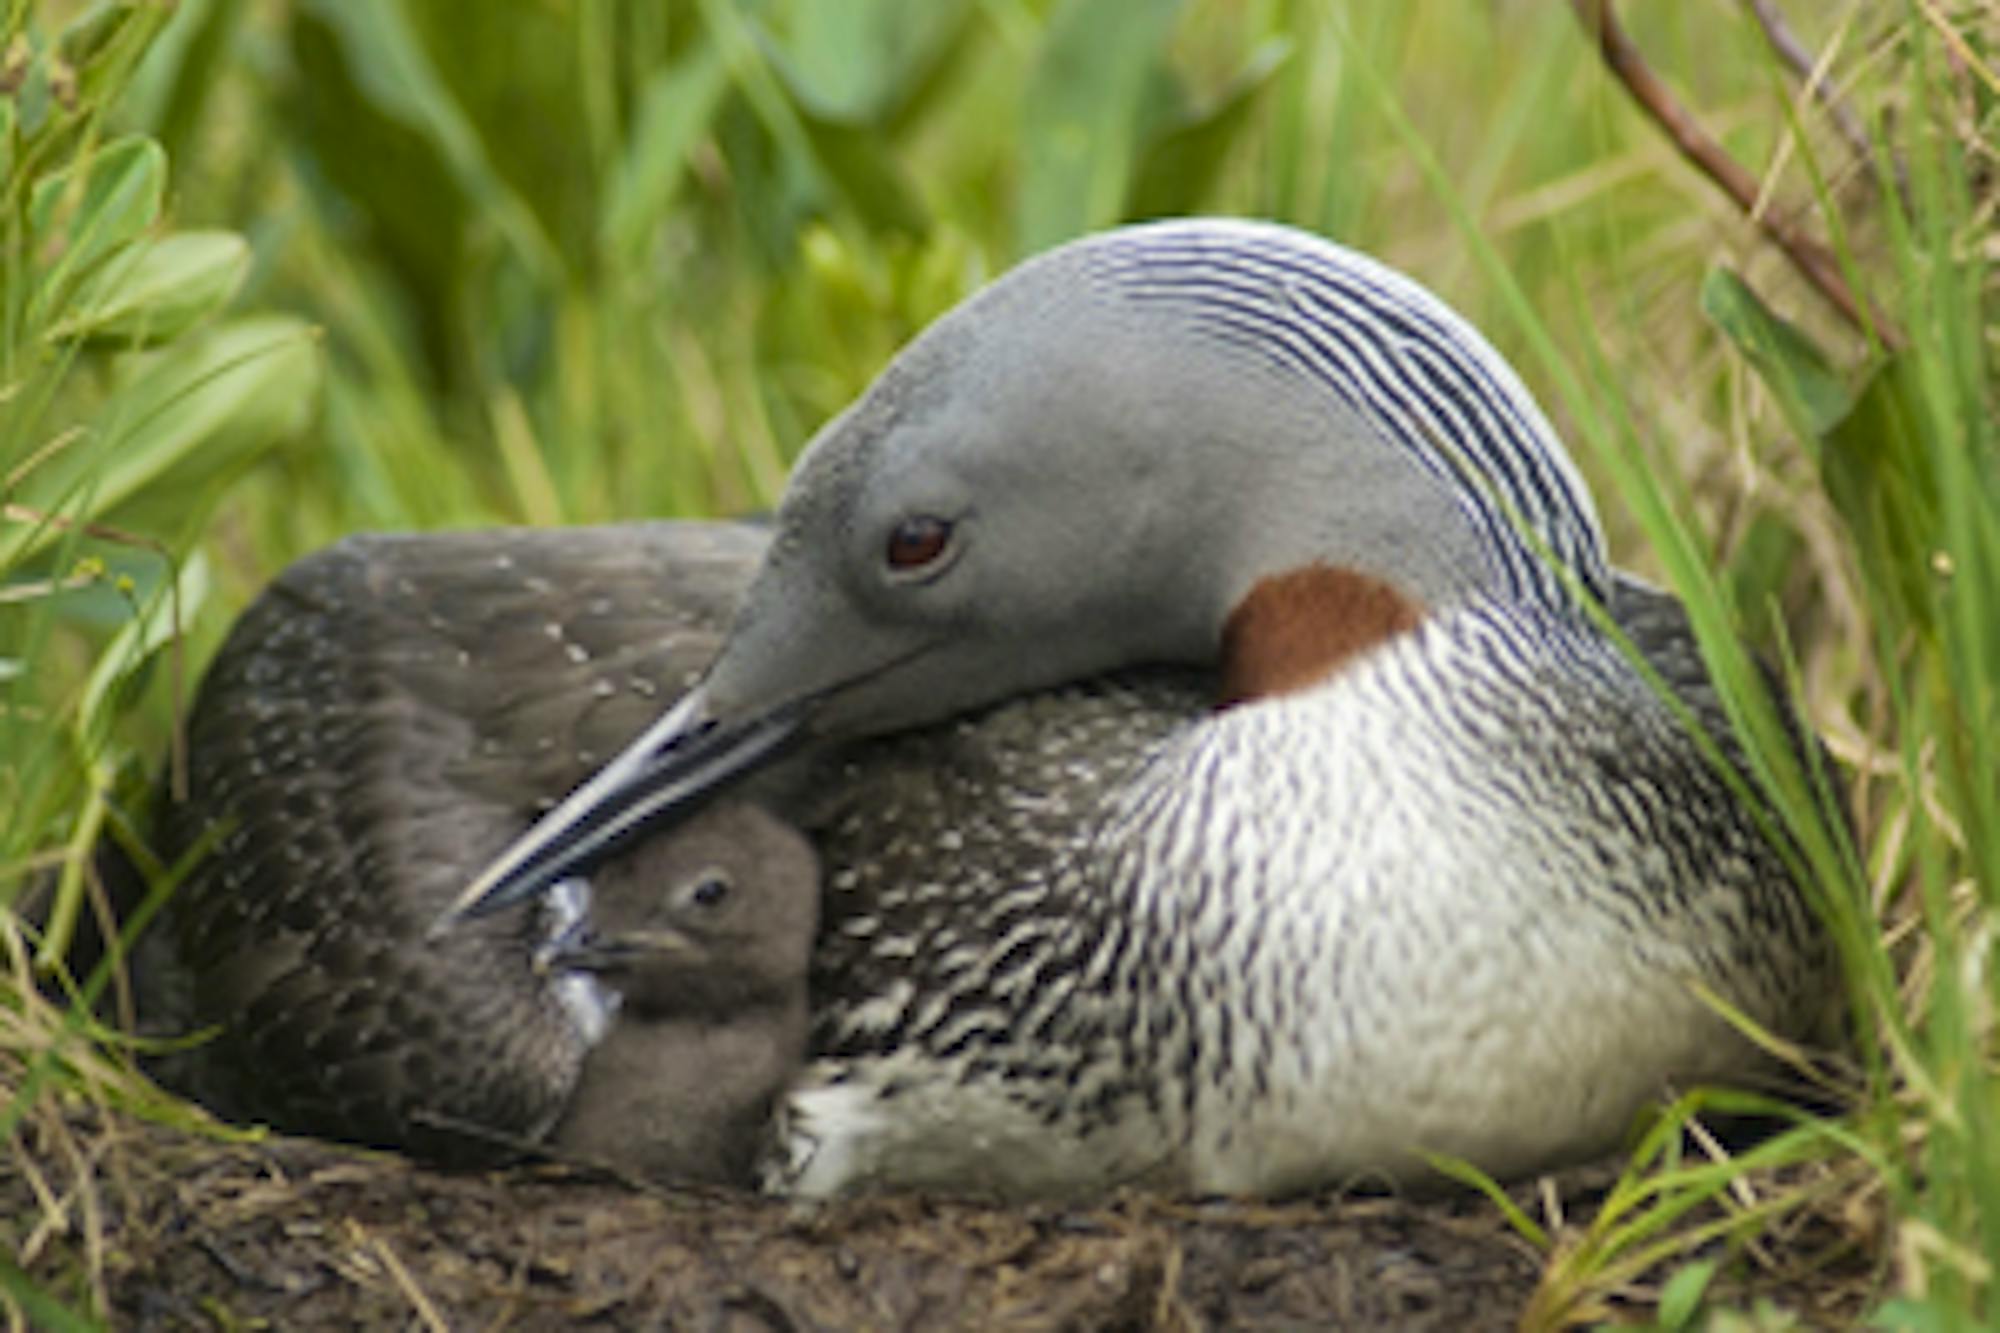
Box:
886;516;953;571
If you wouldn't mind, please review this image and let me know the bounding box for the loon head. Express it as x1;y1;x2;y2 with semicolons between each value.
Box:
538;802;818;1015
446;218;1608;923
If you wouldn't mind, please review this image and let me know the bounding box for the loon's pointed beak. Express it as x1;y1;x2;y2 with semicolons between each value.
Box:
431;686;804;934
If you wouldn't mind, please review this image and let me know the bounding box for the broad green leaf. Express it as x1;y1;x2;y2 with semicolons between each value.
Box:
6;29;63;139
75;551;212;750
1822;352;1938;636
1128;37;1291;220
94;316;322;537
1700;267;1851;441
1;316;321;567
65;4;176;117
26;136;166;320
46;230;249;346
1655;1258;1717;1331
56;1;137;70
1722;510;1804;647
602;41;731;264
757;0;977;126
1018;0;1184;253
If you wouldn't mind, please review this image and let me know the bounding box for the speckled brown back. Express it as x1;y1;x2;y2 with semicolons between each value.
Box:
143;522;771;1161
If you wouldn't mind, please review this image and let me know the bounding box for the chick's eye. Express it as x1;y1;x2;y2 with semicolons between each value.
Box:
687;869;732;909
886;516;953;572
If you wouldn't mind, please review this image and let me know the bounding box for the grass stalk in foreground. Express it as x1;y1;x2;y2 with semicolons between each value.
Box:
1366;8;1997;1325
2;5;317;1322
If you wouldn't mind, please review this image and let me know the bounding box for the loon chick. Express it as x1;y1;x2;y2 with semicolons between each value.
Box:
135;522;798;1164
542;801;818;1184
459;218;1841;1200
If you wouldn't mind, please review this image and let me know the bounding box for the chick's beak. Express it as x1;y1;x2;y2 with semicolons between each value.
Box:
541;926;703;974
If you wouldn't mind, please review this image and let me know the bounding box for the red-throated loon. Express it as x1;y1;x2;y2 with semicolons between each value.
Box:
449;218;1838;1199
143;219;1837;1201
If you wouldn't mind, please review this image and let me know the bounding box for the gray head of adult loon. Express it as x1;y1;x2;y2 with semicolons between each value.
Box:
442;217;1608;928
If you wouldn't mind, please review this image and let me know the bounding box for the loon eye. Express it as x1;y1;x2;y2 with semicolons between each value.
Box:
686;869;732;910
886;516;953;572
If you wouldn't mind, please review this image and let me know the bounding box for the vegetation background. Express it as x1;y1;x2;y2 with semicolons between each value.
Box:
3;0;1995;1326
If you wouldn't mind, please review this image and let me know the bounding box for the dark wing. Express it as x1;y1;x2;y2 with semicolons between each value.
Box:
144;521;766;1159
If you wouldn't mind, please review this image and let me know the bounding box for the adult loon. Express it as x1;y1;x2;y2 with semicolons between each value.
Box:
450;218;1839;1200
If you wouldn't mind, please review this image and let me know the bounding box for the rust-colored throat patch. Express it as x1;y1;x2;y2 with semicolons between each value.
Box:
1218;564;1424;708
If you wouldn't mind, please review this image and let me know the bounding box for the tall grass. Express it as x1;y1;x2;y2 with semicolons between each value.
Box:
3;0;1993;1325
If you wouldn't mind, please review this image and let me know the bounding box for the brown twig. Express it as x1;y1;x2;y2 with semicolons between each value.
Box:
1743;0;1874;167
1571;0;1898;345
1743;0;1913;215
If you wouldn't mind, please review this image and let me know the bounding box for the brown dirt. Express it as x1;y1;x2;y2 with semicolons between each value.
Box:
6;1099;1884;1331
